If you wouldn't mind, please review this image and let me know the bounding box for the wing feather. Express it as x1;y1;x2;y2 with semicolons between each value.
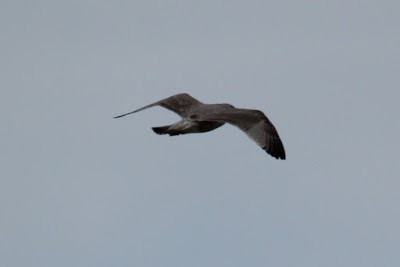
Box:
114;93;202;118
200;109;286;159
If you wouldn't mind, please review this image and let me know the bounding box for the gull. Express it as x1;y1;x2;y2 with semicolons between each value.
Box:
114;93;285;159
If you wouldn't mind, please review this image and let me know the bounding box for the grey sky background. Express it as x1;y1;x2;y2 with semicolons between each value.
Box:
1;1;399;266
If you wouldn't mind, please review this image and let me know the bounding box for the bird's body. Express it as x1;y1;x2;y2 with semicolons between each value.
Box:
114;93;286;159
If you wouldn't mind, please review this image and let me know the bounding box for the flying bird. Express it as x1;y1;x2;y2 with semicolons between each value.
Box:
114;93;285;159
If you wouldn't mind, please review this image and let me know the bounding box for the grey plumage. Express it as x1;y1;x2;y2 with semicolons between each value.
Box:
114;93;285;159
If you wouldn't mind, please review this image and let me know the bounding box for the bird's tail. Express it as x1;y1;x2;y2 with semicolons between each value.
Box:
152;126;169;135
152;126;181;136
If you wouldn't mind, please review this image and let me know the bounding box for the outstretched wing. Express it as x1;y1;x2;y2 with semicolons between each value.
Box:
200;108;286;159
114;93;202;118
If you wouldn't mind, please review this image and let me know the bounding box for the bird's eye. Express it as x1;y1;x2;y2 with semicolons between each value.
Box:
189;114;197;119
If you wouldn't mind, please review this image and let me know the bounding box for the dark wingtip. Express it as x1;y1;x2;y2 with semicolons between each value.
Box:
113;110;139;119
113;114;128;119
267;150;286;160
263;142;286;160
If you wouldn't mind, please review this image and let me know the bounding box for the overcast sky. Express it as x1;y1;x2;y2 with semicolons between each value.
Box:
1;1;399;266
